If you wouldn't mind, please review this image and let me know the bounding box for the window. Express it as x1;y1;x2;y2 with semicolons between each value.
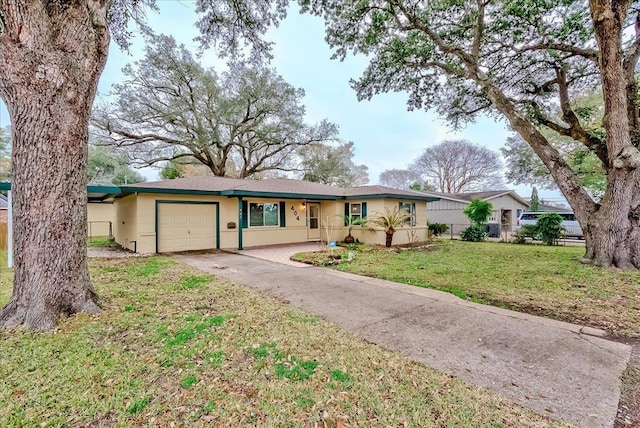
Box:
350;203;362;219
345;202;367;225
249;202;279;227
399;202;416;226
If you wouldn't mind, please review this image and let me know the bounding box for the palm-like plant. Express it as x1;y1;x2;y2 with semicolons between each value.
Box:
366;207;411;247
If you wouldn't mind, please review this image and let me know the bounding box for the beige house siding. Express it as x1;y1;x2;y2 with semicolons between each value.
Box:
114;192;435;253
87;203;114;237
115;194;337;253
328;198;430;246
115;194;138;251
0;209;6;223
240;198;308;248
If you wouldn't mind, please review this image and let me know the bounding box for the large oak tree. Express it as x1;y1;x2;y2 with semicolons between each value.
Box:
0;0;289;330
305;0;640;269
92;34;338;178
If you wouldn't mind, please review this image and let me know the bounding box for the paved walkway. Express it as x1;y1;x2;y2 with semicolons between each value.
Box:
233;242;322;267
175;250;631;427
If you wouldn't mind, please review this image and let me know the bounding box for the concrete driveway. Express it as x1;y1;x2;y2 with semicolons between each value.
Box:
175;250;631;427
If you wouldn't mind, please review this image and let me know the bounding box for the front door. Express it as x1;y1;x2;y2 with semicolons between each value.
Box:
307;203;321;240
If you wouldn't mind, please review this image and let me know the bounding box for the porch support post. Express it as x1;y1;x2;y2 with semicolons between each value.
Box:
237;197;243;250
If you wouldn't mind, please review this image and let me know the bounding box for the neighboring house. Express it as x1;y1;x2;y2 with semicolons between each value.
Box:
423;190;530;236
0;193;7;223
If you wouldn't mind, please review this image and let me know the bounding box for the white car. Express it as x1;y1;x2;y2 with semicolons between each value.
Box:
516;211;584;238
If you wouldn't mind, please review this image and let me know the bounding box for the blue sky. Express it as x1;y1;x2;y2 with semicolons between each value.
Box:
0;1;563;202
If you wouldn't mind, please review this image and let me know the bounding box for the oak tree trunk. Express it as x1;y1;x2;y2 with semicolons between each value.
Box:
0;2;110;330
584;0;640;269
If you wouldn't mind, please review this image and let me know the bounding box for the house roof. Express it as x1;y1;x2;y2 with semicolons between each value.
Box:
423;189;529;206
0;178;441;202
120;177;441;202
0;193;7;209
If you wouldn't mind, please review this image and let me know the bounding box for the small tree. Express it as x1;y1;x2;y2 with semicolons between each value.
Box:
536;213;565;246
461;199;493;242
366;207;410;247
530;187;540;212
463;199;493;226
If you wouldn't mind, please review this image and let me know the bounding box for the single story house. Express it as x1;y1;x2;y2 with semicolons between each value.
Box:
110;177;440;253
422;190;530;236
0;178;440;254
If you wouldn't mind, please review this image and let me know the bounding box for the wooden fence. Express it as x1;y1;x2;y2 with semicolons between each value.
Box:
0;222;7;250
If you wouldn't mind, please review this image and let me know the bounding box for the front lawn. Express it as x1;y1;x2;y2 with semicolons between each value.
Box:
295;241;640;338
0;255;561;427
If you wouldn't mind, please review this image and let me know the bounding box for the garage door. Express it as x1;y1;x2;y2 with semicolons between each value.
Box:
157;203;217;253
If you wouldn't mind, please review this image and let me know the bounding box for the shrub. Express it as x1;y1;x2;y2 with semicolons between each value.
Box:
512;224;538;244
428;222;449;236
460;225;488;242
536;213;564;245
463;199;493;225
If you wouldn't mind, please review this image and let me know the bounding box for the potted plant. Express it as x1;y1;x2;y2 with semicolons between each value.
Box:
341;215;365;244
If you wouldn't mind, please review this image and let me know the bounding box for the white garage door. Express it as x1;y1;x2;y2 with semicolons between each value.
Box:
157;203;216;253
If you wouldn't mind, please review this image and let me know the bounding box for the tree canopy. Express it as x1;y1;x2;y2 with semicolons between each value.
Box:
501;88;607;199
299;141;369;186
411;140;503;193
92;34;339;179
378;168;421;190
87;145;145;186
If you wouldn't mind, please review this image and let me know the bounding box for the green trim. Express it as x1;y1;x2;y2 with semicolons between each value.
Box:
238;197;244;250
344;193;440;202
279;201;286;227
0;182;11;191
87;185;121;195
122;187;224;197
155;200;220;254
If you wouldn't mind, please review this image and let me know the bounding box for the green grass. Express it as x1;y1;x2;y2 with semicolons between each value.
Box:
87;236;118;248
0;255;564;427
317;240;640;338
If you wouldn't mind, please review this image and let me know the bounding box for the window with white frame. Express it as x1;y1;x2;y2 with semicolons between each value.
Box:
400;202;417;226
350;203;362;220
249;202;279;227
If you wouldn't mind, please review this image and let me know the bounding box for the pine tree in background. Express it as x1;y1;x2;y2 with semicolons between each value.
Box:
530;187;540;212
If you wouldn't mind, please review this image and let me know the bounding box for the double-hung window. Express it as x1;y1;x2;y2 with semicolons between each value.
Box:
249;202;279;227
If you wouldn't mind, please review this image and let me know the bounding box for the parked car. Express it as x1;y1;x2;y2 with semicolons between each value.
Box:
516;211;584;238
